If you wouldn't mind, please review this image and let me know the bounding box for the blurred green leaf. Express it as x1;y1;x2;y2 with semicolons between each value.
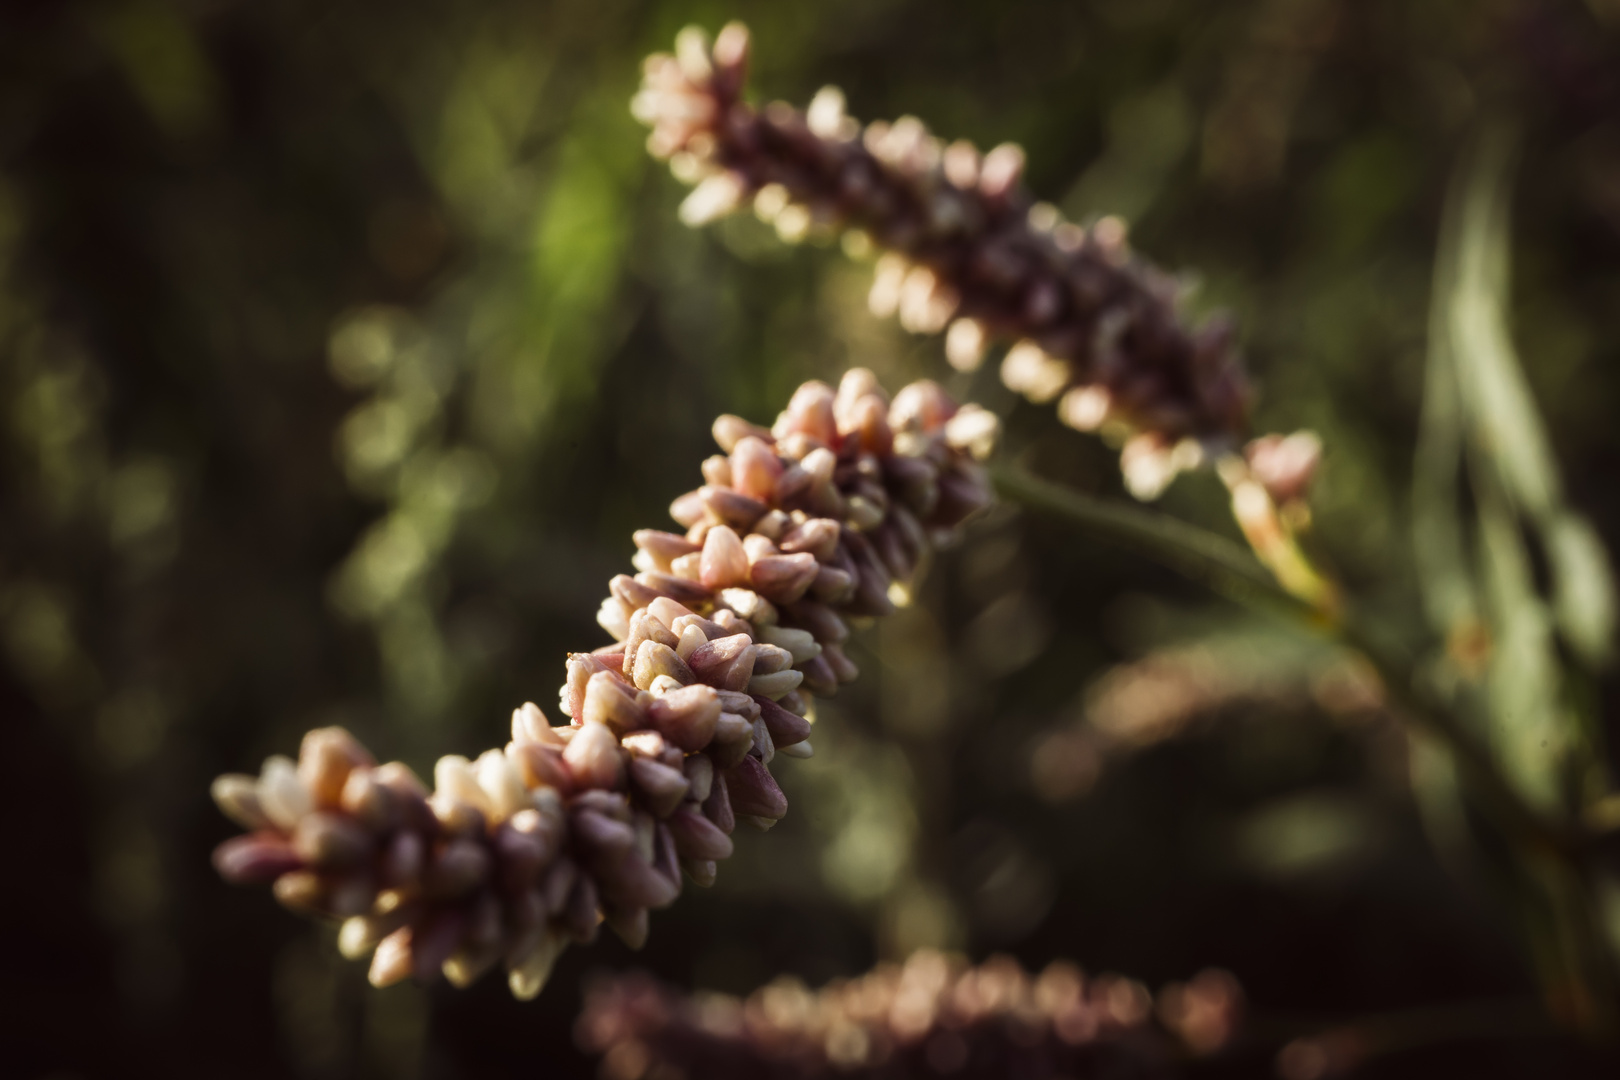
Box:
1446;127;1616;671
1412;174;1479;643
1547;512;1618;672
1474;466;1570;812
92;0;220;139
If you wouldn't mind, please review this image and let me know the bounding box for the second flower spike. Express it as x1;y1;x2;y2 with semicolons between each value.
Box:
635;22;1251;499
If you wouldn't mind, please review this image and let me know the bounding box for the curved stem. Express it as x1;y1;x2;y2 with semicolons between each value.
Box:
990;461;1577;859
988;461;1310;616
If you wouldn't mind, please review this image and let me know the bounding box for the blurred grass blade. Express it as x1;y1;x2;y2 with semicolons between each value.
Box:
1448;127;1557;516
1439;127;1582;813
1473;466;1569;813
1446;126;1616;670
1546;512;1616;672
1412;149;1480;647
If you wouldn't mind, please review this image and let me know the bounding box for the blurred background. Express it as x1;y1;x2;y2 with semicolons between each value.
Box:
6;0;1620;1077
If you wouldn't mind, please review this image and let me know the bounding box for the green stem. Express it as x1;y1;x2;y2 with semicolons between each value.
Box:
988;461;1308;616
990;461;1577;860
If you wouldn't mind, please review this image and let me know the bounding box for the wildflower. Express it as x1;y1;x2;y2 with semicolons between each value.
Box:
635;23;1252;498
211;371;996;997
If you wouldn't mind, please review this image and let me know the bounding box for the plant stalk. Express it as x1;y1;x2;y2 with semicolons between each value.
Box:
990;460;1577;861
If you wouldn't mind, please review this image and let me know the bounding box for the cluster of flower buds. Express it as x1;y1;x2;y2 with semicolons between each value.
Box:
211;371;997;998
634;23;1252;499
576;951;1243;1079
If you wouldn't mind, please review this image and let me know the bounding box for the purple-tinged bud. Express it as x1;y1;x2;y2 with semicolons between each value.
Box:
338;771;396;834
379;831;423;889
774;463;813;503
700;524;751;589
979;142;1026;199
742;532;778;562
710;713;755;768
701;453;733;488
574;808;637;856
211;774;269;831
564;875;601;944
647;596;700;631
271;870;326;913
582;671;647;733
810;564;855;602
258;756;311;831
508;926;566;1000
779;517;841;561
754;695;812;747
1244;430;1321;505
730;436;783;501
890;380;956;433
292;812;372;869
647;683;721;751
622;610;680;678
213;833;302;884
511;701;561;746
633;640;695;690
717;587;776;627
668;806;735;861
611;573;662;612
715;690;760;719
749;552;819;603
779;381;839;444
299;727;373;810
565;653;617;720
633;529;701;573
629;756;691;817
606;907;650;950
541;857;579;917
683;754;715;803
682;858;718;886
621;730;669;757
509;741;574;795
369;926;415;988
725;757;788;821
749;643;793;675
747;668;803;700
596;849;681;911
564;721;626;790
798;654;838;697
712;413;774;453
703;769;736;835
782;600;848;644
426;839;490;897
670;489;707;527
635;571;713;606
821;642;859;683
495;822;550;890
694;486;766;532
411;910;466;982
688;634;756;691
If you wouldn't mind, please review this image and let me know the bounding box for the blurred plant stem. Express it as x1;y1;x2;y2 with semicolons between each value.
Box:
991;463;1567;847
992;460;1619;1033
1215;452;1341;616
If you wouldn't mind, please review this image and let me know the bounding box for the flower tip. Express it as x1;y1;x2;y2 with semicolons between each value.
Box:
673;26;713;84
713;22;751;72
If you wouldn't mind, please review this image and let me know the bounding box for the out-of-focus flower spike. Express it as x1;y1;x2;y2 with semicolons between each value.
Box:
576;954;1243;1077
